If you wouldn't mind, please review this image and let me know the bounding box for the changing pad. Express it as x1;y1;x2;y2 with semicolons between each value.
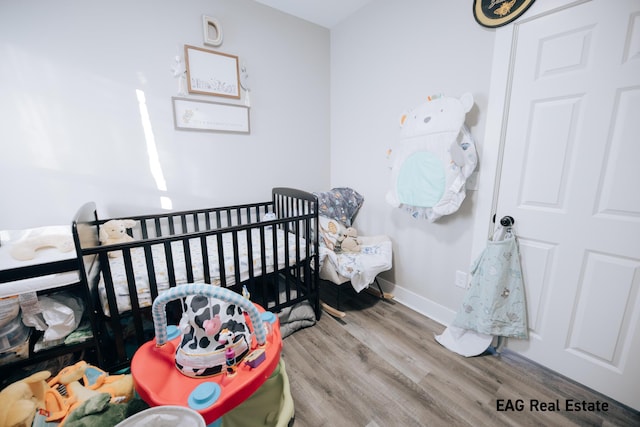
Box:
0;226;79;298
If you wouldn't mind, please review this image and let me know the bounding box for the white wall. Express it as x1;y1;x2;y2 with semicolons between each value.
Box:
330;0;496;323
0;0;330;228
1;0;498;324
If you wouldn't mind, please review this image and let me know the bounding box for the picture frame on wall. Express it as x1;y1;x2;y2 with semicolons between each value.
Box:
172;97;250;133
184;45;240;99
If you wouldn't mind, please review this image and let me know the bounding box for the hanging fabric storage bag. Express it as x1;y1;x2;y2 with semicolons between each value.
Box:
452;224;528;339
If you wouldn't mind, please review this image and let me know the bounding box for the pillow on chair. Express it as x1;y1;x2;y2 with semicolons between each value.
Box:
318;215;345;251
315;188;364;227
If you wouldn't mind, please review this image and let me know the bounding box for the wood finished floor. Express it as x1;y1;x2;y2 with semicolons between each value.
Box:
281;287;640;427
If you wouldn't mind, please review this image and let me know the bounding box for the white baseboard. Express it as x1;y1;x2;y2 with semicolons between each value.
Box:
376;277;456;327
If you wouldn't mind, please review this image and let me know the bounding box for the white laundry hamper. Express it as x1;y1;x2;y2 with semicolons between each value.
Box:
114;405;206;427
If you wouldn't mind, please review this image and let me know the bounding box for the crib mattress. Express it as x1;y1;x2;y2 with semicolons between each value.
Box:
0;226;79;299
99;228;307;315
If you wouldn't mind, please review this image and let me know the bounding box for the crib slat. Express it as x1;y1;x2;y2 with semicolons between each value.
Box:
292;219;301;289
168;216;176;235
180;215;188;234
99;252;128;365
247;206;254;224
193;213;200;232
154;218;162;237
205;211;211;231
215;210;222;229
183;239;194;283
305;216;314;297
216;233;226;287
140;220;149;239
271;223;280;308
122;248;145;347
258;226;268;309
164;241;177;287
283;221;292;304
245;227;256;287
200;236;211;284
232;230;241;286
144;245;159;300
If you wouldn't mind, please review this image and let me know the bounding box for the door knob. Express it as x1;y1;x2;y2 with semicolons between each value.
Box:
500;216;515;227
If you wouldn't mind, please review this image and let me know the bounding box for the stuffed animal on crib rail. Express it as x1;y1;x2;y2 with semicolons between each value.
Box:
99;219;136;258
386;93;478;222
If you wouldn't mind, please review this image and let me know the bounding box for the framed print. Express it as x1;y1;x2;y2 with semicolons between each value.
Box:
172;97;250;133
184;45;240;99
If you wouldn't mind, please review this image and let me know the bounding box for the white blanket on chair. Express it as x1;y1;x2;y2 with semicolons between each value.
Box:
319;237;392;293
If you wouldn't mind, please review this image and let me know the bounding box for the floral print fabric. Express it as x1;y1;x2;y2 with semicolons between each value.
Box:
315;187;364;227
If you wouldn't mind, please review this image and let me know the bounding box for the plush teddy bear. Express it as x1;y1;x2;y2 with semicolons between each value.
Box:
386;93;478;222
339;227;361;253
99;219;136;257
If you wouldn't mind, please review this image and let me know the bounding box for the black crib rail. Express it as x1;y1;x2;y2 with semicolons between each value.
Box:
72;188;319;371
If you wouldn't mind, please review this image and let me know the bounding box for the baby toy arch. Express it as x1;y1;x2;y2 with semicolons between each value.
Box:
152;283;266;347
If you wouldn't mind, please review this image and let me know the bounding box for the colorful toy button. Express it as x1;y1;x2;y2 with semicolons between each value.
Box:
188;382;221;410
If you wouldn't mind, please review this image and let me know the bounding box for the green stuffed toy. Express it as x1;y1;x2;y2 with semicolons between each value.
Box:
63;393;149;427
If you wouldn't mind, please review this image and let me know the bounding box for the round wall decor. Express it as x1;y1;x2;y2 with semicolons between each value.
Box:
473;0;536;28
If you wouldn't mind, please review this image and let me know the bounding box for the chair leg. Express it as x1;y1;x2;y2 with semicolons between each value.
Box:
373;278;383;298
365;277;395;300
320;280;347;318
321;301;346;318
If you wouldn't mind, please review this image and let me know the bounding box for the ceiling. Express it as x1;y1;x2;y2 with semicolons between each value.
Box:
253;0;374;28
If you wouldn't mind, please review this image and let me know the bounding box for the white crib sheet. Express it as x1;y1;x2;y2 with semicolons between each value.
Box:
99;228;307;315
0;226;79;298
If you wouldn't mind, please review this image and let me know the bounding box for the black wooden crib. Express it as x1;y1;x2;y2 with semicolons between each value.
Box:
71;187;320;371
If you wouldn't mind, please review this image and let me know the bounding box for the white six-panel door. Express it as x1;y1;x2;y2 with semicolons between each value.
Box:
493;0;640;410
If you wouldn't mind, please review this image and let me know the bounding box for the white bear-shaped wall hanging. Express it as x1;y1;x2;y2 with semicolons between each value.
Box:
386;93;478;222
